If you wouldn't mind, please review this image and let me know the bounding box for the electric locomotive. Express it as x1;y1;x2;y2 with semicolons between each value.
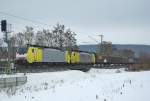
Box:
15;45;96;67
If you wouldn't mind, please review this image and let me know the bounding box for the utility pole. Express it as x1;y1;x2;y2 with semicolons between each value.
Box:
1;20;11;74
98;34;103;54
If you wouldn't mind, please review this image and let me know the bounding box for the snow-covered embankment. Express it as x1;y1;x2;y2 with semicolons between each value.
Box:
0;68;150;101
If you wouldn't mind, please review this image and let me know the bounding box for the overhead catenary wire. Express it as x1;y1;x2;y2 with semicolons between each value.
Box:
88;35;99;43
0;11;52;27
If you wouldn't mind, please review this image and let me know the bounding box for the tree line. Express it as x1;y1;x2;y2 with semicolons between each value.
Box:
130;52;150;71
0;23;78;50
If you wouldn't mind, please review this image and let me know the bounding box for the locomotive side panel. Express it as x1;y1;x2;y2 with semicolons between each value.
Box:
79;52;92;64
42;48;65;63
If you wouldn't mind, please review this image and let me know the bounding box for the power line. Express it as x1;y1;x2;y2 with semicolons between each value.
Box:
0;11;51;27
8;19;48;30
88;35;99;43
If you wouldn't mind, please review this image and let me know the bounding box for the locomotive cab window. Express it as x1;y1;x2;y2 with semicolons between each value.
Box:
17;47;28;55
32;49;34;53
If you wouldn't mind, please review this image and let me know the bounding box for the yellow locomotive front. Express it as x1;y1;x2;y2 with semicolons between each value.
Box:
15;46;43;64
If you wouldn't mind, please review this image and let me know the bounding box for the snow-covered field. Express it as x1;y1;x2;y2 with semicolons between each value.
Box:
0;68;150;101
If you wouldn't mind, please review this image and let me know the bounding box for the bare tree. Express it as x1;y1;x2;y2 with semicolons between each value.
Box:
24;26;34;45
43;29;53;47
15;32;25;47
52;24;65;48
64;29;77;50
35;31;45;46
51;23;77;49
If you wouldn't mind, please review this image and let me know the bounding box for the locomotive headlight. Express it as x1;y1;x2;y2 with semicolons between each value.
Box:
16;53;27;60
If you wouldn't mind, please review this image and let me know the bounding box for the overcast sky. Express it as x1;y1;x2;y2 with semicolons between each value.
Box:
0;0;150;45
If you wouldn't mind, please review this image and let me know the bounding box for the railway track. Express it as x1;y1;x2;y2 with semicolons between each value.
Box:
15;64;92;73
0;62;134;74
14;63;133;73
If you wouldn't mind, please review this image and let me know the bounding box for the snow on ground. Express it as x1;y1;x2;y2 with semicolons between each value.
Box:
0;68;150;101
0;73;25;78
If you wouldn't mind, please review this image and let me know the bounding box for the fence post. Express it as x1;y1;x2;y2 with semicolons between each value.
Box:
4;78;6;88
16;77;18;86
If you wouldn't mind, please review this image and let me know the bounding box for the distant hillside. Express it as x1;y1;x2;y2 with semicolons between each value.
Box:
78;44;150;57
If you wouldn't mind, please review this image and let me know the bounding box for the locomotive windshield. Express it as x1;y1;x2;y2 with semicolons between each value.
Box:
17;47;28;55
